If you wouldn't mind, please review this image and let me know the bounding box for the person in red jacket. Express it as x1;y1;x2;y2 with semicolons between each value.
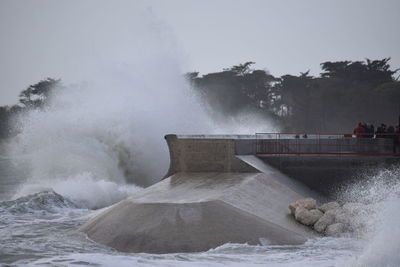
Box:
353;122;365;138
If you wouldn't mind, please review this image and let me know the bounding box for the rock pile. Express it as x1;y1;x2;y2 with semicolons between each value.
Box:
289;198;372;237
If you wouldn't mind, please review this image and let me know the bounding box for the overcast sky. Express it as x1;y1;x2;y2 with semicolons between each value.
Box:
1;0;399;106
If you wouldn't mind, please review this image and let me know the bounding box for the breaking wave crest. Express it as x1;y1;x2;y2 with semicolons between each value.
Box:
12;172;141;209
0;190;78;214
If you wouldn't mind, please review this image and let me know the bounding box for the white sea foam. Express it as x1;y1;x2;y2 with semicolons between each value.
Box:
0;190;78;214
12;173;140;209
14;238;363;267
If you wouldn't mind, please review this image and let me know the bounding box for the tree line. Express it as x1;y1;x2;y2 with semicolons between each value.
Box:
188;58;400;132
0;58;399;139
0;78;61;138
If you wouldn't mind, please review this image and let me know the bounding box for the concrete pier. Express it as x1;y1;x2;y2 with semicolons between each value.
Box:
80;134;400;253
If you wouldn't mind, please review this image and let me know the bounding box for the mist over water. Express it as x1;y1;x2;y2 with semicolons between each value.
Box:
8;59;202;208
6;13;277;209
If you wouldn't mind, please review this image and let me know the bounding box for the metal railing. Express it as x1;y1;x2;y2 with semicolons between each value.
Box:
255;132;400;156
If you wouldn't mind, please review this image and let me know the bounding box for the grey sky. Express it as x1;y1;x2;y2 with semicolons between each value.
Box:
0;0;399;106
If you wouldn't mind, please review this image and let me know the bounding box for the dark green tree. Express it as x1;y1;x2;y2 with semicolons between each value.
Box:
0;106;10;138
19;78;61;108
189;62;278;118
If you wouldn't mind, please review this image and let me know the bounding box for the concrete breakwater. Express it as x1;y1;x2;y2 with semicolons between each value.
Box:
80;134;399;253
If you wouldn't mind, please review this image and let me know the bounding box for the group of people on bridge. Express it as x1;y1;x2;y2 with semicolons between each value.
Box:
353;122;400;154
353;122;400;139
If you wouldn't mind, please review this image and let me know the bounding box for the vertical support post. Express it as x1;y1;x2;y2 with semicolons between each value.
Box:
255;133;258;154
318;133;321;154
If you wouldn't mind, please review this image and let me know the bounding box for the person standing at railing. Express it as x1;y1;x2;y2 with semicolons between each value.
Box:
375;124;386;138
353;122;365;138
364;123;375;138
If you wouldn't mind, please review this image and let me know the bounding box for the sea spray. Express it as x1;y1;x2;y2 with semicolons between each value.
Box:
337;168;400;267
354;197;400;267
9;61;213;207
7;12;277;208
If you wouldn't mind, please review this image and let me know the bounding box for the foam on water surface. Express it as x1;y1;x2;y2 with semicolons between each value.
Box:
13;238;364;267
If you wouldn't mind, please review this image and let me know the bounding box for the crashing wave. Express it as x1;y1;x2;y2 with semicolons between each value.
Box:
0;190;79;214
13;172;142;210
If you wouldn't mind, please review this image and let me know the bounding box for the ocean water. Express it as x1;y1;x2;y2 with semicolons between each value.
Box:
0;160;362;267
1;153;399;267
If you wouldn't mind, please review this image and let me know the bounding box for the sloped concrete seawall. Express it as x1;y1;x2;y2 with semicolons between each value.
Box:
80;134;321;253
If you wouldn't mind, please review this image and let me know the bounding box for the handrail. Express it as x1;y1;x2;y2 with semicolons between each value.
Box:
255;132;400;156
256;132;400;136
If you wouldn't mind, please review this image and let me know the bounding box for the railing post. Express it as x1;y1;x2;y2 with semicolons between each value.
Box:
318;133;321;154
255;133;258;154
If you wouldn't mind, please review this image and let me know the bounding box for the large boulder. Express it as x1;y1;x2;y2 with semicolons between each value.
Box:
289;198;317;215
325;223;347;237
295;207;323;226
318;201;340;213
335;210;351;225
313;212;335;233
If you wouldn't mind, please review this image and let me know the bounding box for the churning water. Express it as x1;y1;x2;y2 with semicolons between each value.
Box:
1;156;399;267
1;12;399;266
